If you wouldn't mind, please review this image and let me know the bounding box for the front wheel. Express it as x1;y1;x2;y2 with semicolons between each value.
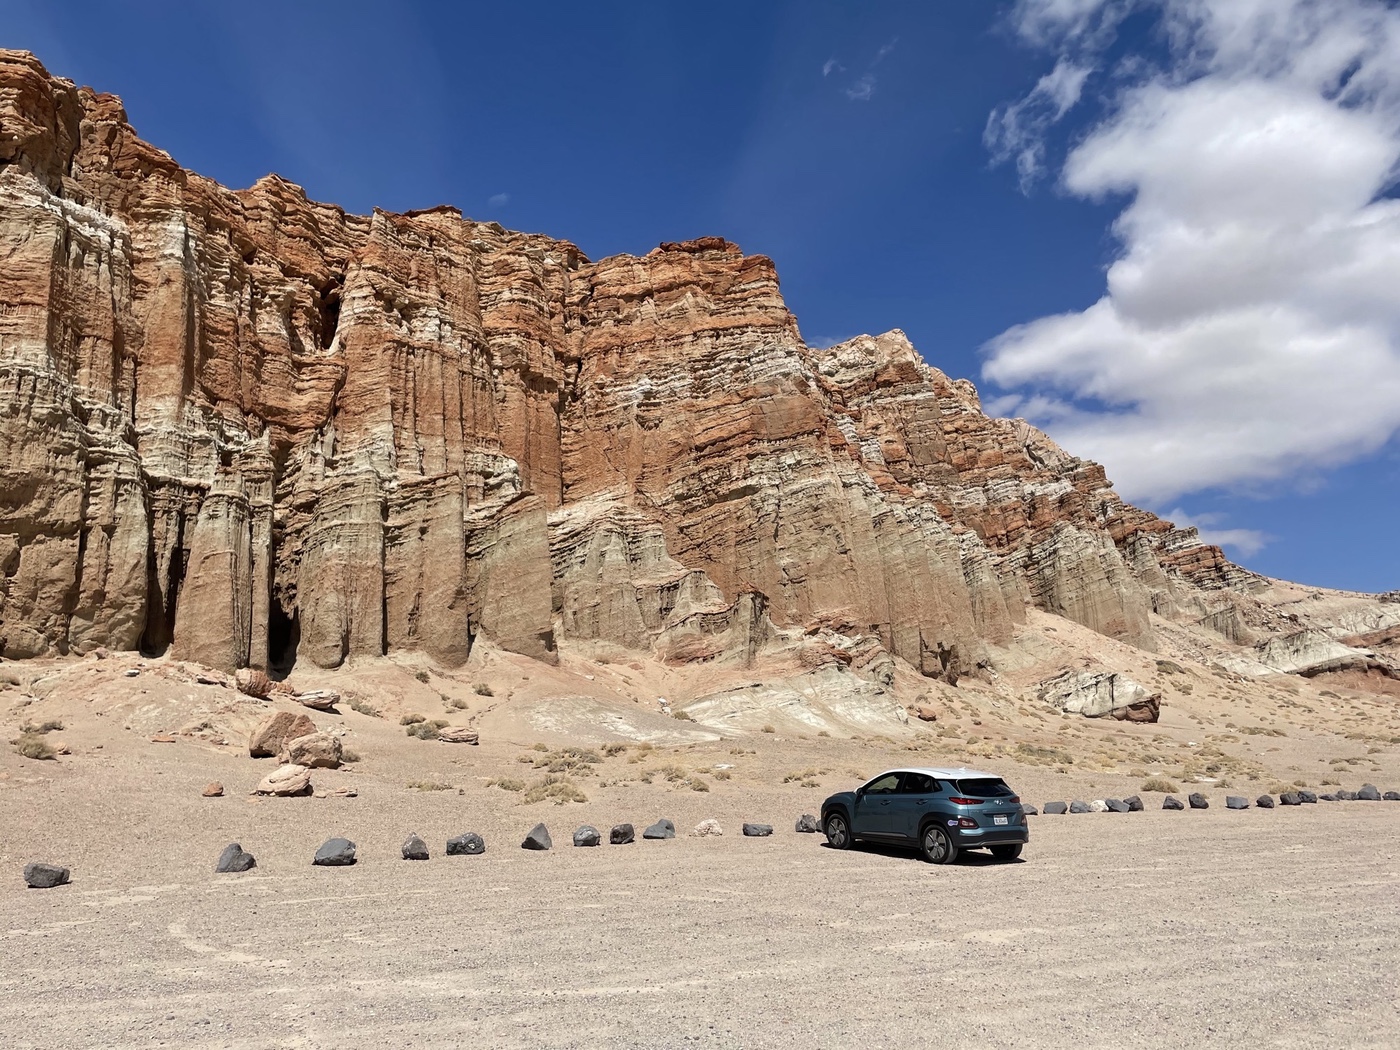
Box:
991;844;1023;862
824;813;852;850
920;824;958;865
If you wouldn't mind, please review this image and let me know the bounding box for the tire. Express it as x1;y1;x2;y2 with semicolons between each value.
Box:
920;823;958;865
824;812;853;850
991;844;1023;861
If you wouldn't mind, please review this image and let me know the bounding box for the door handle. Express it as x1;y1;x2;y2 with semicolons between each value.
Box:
879;800;891;806
915;800;927;806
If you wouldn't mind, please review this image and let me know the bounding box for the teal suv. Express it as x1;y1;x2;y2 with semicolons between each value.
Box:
820;767;1028;864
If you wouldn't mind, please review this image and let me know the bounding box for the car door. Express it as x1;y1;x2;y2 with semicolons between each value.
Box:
852;772;902;838
888;773;940;839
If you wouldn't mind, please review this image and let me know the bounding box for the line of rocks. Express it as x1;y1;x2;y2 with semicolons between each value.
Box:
1034;784;1399;815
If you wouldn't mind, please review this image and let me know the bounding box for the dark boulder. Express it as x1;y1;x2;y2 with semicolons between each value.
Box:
1105;799;1130;814
1188;793;1209;809
522;823;552;850
1042;801;1068;815
1299;790;1318;803
1384;791;1400;801
1319;793;1338;801
312;837;357;866
742;823;774;837
1256;795;1276;809
23;862;70;889
643;819;676;840
610;823;635;845
446;832;486;856
1279;792;1303;806
1068;801;1090;814
1021;804;1039;816
1163;796;1184;810
1336;789;1357;801
573;825;601;847
1225;796;1249;810
215;843;256;873
1357;784;1382;801
401;833;430;861
795;814;822;833
1125;795;1144;812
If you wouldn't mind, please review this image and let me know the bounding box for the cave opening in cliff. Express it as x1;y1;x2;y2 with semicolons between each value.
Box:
268;602;300;676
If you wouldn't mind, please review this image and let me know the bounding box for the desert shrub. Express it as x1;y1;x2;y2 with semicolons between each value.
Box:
817;730;831;738
532;742;550;752
1140;777;1180;793
13;734;55;760
400;713;426;726
341;748;363;763
405;722;440;740
473;683;494;697
672;710;695;721
523;774;588;805
448;697;469;709
408;779;451;791
1015;742;1074;766
602;742;627;757
712;769;732;781
21;719;63;734
414;670;430;683
760;724;775;734
783;768;822;784
533;746;603;775
347;696;380;717
488;777;525;792
689;777;710;792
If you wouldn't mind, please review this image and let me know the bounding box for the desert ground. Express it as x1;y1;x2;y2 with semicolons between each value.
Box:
3;624;1400;1048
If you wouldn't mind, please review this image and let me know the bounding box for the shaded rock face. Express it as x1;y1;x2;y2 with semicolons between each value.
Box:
1038;671;1161;722
0;51;1297;675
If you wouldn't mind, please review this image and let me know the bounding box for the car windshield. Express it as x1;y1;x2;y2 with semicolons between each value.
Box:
954;778;1014;797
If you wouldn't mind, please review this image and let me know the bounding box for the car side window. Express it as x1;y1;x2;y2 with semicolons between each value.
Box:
864;773;901;795
900;773;939;795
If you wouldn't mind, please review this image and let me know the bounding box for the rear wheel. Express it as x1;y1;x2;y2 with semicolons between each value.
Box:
990;844;1023;861
920;823;958;865
824;812;852;850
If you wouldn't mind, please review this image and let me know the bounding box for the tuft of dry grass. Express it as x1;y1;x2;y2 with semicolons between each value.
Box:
414;670;430;683
12;734;56;760
21;719;63;734
405;722;440;740
407;779;452;791
1140;777;1180;793
400;713;427;726
473;683;494;697
488;777;525;792
523;775;588;805
347;696;380;717
760;724;776;734
341;749;363;764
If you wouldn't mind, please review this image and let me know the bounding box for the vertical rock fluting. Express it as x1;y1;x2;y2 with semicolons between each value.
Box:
0;51;1262;674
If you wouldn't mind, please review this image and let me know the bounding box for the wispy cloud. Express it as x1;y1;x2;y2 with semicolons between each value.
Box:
488;192;510;207
875;37;898;63
1165;508;1271;558
984;57;1092;190
845;74;876;102
822;58;844;77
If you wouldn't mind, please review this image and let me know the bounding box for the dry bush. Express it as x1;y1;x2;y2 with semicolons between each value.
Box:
407;780;451;791
341;749;363;763
405;722;440;740
12;734;56;760
712;769;732;781
671;710;695;721
347;696;380;717
760;724;776;734
523;775;588;805
21;719;63;734
602;742;628;757
414;670;430;683
488;777;525;792
1140;777;1180;793
400;713;427;726
473;683;494;697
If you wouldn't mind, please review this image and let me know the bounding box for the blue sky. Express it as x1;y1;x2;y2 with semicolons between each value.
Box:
8;0;1399;593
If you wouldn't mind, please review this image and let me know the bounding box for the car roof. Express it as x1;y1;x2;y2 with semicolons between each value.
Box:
873;766;1005;781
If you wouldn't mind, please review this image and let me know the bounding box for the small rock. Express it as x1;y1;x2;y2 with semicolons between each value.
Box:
150;734;177;744
1125;795;1144;812
1088;800;1109;813
643;819;675;840
312;838;356;866
1384;791;1400;801
1068;801;1090;814
795;813;822;833
123;668;140;678
446;832;486;856
1358;784;1382;801
522;823;552;851
254;763;313;797
1043;801;1068;815
202;782;224;798
249;712;316;758
1105;798;1130;813
1226;795;1249;810
742;823;774;837
1256;794;1275;809
573;825;601;847
1299;790;1318;803
1318;793;1338;802
436;727;479;744
401;833;429;861
283;731;343;769
1163;796;1184;810
195;671;228;686
1021;804;1039;816
23;862;70;889
215;843;256;873
610;823;635;845
293;689;339;711
93;647;109;660
1188;792;1209;809
691;819;723;838
911;704;938;722
235;668;273;699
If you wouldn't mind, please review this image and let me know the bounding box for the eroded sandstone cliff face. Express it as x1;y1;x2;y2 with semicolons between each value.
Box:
0;51;1281;675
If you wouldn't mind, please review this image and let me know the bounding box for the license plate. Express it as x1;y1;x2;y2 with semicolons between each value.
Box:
993;815;1009;826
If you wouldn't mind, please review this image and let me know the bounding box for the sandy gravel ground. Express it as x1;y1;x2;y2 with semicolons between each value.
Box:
3;786;1398;1049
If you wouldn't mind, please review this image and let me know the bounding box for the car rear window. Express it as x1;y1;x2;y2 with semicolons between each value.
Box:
954;778;1014;797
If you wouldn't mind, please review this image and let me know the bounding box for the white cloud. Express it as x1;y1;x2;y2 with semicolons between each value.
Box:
846;74;876;102
985;57;1093;189
1164;508;1271;558
983;0;1400;506
822;58;843;77
875;38;898;64
488;192;510;207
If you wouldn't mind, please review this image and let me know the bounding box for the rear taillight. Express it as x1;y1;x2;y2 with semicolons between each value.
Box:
948;797;981;806
957;817;979;828
1008;796;1020;804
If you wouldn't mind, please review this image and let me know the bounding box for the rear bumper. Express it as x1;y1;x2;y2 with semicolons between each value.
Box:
954;825;1029;848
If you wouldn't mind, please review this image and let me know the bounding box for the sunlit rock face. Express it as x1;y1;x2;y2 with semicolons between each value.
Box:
0;50;1258;674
